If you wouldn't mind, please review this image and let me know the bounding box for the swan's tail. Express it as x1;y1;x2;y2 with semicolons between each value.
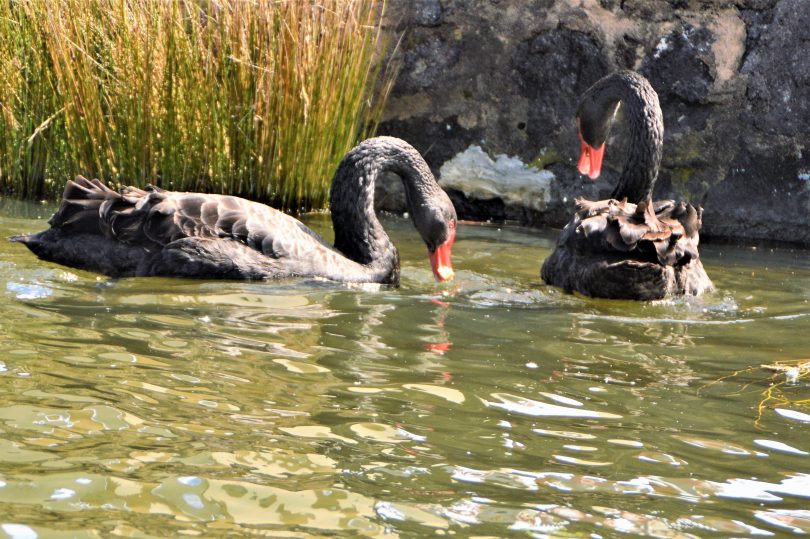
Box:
8;233;34;245
8;230;54;262
8;177;166;275
7;176;121;256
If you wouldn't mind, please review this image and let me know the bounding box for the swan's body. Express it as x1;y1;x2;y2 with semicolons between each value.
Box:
541;71;712;300
11;137;457;285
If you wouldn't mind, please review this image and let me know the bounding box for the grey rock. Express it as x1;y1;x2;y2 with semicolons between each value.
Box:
413;0;443;27
512;28;610;150
398;36;460;92
741;0;810;136
641;24;714;106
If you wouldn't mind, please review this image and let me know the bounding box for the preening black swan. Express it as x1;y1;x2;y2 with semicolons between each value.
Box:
11;137;457;285
541;71;713;300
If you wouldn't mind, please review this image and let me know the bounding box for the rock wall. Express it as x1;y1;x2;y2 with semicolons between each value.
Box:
376;0;810;246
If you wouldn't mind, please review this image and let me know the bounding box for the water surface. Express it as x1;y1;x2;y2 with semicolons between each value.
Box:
1;199;808;538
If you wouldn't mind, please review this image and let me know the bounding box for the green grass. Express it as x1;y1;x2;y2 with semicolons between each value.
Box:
0;0;393;209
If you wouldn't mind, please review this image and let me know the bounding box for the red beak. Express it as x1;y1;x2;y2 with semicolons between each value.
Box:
577;129;605;180
429;225;456;282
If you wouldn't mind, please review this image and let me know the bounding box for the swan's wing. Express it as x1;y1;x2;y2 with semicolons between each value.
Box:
145;191;338;263
571;197;701;267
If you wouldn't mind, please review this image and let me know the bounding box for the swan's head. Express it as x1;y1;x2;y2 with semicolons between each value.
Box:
575;99;620;180
412;190;457;282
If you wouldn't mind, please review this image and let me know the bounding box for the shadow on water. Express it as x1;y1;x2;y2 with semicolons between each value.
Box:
0;201;809;537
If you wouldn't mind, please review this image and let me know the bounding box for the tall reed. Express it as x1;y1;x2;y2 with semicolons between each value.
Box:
0;0;391;209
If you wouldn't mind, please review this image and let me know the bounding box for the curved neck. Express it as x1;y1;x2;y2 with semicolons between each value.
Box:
329;137;440;282
584;71;663;202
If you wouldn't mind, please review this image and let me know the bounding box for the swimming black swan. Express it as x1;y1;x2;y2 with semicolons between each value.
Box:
11;137;457;285
541;71;713;300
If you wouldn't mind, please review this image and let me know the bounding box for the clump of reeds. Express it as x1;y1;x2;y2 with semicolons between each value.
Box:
0;0;391;209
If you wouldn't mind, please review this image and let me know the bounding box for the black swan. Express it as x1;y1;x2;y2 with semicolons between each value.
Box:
11;137;457;285
541;71;713;300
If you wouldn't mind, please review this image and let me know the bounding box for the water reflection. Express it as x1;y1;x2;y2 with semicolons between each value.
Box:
1;202;809;536
425;299;452;355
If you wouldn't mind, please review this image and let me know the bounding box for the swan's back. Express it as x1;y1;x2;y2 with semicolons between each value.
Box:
13;176;344;279
50;177;306;250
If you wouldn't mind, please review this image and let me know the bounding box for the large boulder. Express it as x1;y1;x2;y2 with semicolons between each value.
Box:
376;0;810;245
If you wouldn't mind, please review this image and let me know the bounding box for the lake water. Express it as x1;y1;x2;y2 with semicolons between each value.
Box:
1;199;809;538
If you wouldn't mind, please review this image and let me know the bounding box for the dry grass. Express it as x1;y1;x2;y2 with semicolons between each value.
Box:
701;359;810;427
0;0;392;209
756;359;810;422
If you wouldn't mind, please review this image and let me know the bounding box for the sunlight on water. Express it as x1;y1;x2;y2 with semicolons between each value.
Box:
0;200;808;537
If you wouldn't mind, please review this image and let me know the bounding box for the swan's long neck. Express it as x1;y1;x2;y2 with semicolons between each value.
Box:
329;137;439;283
588;72;663;203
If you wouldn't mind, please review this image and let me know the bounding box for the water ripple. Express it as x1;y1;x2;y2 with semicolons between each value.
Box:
2;208;810;536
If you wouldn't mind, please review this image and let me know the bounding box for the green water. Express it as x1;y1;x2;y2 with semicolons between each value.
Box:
0;199;808;538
